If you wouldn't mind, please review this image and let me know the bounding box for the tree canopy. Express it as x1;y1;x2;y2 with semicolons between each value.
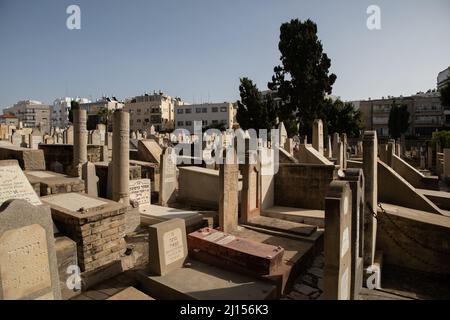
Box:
268;18;337;137
388;101;410;139
440;83;450;108
323;98;363;138
236;77;279;132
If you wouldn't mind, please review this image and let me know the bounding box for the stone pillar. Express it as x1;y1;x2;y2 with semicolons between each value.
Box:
240;139;261;224
312;119;324;155
386;140;395;167
218;147;239;233
112;110;130;205
326;135;332;158
73;108;88;177
82;161;99;197
341;133;348;169
159;147;177;206
362;131;377;271
427;144;433;170
324;180;352;300
332;132;340;159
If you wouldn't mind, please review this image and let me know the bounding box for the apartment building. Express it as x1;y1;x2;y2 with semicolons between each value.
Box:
358;91;443;138
174;102;236;133
79;97;123;130
3;100;51;133
124;92;185;132
438;66;450;90
52;97;90;128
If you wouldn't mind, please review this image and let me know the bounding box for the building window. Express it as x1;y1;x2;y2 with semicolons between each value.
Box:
177;109;184;114
137;119;141;123
185;108;192;114
202;108;207;113
177;121;184;126
220;107;227;112
196;108;202;113
212;107;218;112
186;121;192;126
202;120;208;126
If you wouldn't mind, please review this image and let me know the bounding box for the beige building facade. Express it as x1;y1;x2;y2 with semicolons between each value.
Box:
3;100;51;133
174;102;236;133
124;92;185;132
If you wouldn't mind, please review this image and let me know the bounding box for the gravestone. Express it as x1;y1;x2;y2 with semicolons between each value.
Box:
312;119;324;155
129;178;151;209
91;130;102;145
82;161;99;197
0;160;42;206
218;147;239;233
11;132;22;146
0;199;61;300
148;218;188;276
278;122;287;147
159;147;177;206
324;181;352;300
240;139;261;224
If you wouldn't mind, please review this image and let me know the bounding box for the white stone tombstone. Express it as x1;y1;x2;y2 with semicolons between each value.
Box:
82;161;99;197
159;147;177;206
129;178;151;210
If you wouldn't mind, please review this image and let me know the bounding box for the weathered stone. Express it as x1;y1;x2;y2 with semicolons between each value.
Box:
158;147;177;206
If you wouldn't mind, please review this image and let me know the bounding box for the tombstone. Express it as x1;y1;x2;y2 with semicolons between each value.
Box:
0;160;42;206
444;149;450;180
29;129;43;150
148;218;188;276
260;147;275;211
240;139;261;224
326;135;332;158
312;119;324;155
106;132;113;150
218;146;239;233
332;132;340;159
91;130;101;145
278;122;287;148
341;133;348;170
427;145;433;170
150;125;155;135
362;131;379;285
101;145;109;162
324;181;352;300
0;200;61;300
341;169;365;300
82;161;99;197
129;179;151;209
159;147;177;206
112;110;130;205
131;131;137;140
11;132;22;146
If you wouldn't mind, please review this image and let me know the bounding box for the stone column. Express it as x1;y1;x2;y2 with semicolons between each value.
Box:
73;108;88;176
332;132;340;159
324;180;352;300
218;146;239;233
326;135;332;158
386;140;395;167
341;133;348;169
362;131;377;270
312;119;324;155
112;110;130;205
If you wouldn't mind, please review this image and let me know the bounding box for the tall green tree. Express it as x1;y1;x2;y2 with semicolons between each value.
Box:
268;19;337;137
68;100;80;124
97;106;113;131
323;98;363;138
440;83;450;108
388;100;410;139
236;77;279;131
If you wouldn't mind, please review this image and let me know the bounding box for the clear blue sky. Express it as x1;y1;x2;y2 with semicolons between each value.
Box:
1;0;449;109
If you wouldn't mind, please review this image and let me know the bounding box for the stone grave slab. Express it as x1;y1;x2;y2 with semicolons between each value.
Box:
140;204;204;232
0;160;42;206
0;200;61;300
135;259;277;300
148;218;188;276
25;170;84;196
187;227;284;276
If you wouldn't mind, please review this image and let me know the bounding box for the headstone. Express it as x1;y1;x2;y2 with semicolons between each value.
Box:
278;122;287;147
82;161;99;197
240;139;261;223
341;133;348;170
324;181;352;300
312;119;324;155
332;132;340;159
91;130;101;145
148;218;188;276
326;135;332;158
11;132;21;146
218;147;239;233
129;178;151;209
159;147;177;206
0;160;42;206
0;199;61;300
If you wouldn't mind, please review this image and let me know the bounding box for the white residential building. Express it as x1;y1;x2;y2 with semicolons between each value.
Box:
52;97;90;128
174;102;236;133
3;100;51;133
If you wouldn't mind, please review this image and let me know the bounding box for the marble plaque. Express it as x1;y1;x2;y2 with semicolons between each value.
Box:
0;164;42;206
0;224;51;300
129;179;151;207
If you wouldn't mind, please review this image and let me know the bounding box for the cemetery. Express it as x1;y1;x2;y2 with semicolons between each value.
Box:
0;109;449;301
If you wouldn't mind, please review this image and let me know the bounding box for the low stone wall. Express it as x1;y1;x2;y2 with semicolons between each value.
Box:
39;144;104;174
0;145;45;170
392;155;439;190
274;163;336;210
377;206;450;276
